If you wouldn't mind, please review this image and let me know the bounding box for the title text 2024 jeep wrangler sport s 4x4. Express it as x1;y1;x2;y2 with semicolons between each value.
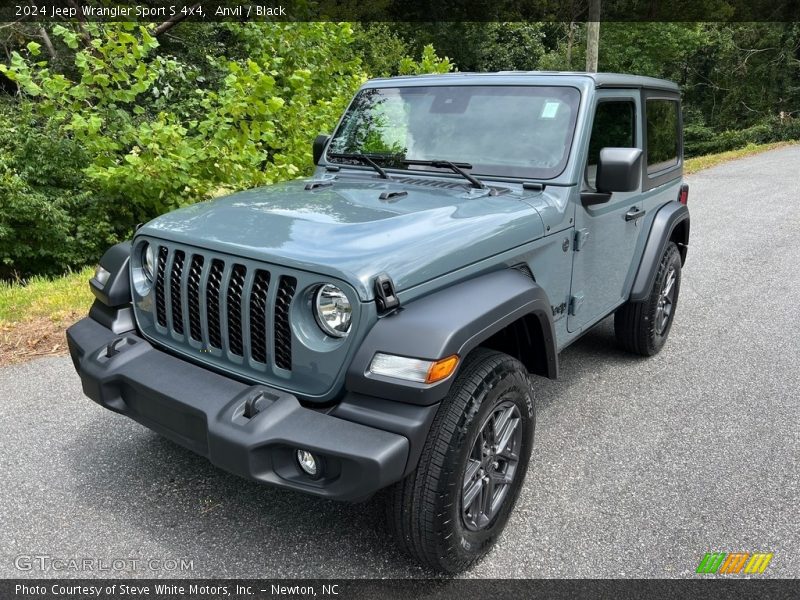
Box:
67;72;690;573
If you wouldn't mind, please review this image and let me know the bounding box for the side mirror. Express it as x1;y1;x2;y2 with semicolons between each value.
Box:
596;147;643;193
313;134;330;166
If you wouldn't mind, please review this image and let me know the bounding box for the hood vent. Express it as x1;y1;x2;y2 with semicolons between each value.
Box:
394;176;509;196
394;176;465;190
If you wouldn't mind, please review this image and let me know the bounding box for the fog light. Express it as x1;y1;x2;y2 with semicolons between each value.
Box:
296;449;321;479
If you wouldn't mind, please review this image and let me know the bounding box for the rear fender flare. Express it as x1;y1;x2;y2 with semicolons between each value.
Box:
630;202;690;302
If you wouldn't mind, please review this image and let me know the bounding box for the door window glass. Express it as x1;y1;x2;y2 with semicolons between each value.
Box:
585;101;636;189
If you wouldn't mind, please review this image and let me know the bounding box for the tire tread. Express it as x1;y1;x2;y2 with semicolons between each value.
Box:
386;349;531;572
615;241;681;356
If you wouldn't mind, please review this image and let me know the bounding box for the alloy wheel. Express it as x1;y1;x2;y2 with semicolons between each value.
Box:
462;400;523;531
655;266;677;335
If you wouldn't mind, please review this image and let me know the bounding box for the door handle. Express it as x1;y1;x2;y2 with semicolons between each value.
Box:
625;206;646;222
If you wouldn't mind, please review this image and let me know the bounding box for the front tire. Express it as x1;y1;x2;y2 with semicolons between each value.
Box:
386;349;535;573
615;241;682;356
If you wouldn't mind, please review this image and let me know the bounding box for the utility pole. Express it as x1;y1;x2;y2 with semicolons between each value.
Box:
586;0;601;73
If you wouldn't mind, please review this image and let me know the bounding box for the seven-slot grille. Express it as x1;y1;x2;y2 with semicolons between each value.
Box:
150;244;297;371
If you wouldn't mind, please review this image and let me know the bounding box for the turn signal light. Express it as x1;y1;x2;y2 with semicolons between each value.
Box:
369;353;460;384
425;355;459;384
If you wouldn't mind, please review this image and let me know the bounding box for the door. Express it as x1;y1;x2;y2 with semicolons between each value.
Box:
568;91;644;332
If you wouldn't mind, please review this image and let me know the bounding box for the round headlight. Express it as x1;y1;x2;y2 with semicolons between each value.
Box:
314;284;352;338
142;243;155;282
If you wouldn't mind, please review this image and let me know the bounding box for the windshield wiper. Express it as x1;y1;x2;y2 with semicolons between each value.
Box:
402;159;487;190
328;153;389;179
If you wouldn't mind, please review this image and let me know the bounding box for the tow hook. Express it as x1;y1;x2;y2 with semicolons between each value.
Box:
105;336;136;358
243;392;267;419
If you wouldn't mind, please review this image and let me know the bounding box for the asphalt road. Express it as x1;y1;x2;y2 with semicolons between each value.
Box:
1;147;798;579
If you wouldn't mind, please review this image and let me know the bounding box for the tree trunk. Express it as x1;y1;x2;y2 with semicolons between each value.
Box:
586;0;601;73
38;26;57;59
29;2;56;59
566;22;575;67
154;3;201;37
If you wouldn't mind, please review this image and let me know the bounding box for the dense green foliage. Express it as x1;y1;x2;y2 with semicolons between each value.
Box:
0;20;797;278
400;22;800;155
537;23;800;154
0;23;449;278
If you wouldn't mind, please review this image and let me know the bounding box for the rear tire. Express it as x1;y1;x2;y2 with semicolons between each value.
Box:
385;348;534;573
615;241;682;356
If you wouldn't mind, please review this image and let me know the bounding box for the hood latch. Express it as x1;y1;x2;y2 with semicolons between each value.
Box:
374;273;400;314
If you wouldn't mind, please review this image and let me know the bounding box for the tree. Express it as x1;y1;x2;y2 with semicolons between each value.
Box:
586;0;600;72
395;22;547;72
0;22;453;277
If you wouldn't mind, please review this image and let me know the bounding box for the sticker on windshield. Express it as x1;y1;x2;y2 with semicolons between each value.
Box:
540;101;560;119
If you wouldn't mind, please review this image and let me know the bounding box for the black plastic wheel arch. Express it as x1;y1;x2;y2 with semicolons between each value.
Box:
630;202;690;302
346;269;558;406
90;241;132;308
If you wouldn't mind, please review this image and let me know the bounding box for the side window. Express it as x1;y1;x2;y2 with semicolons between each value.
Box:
585;100;636;189
646;99;679;173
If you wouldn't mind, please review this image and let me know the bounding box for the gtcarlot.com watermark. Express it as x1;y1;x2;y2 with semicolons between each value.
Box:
14;554;194;573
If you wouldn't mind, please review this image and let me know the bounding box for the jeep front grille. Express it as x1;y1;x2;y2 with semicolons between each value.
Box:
153;246;167;327
205;258;224;350
186;254;204;342
249;269;271;364
132;237;361;398
226;263;247;356
274;275;297;370
147;243;297;371
169;250;186;335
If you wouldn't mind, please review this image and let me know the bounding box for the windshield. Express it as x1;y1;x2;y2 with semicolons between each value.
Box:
327;85;581;180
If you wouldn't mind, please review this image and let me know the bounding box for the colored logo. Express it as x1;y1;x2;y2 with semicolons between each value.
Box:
696;552;773;575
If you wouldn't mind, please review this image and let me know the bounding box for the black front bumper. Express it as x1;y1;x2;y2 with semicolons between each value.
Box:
67;316;426;501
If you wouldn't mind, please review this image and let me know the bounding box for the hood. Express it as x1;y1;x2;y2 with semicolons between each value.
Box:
139;178;545;300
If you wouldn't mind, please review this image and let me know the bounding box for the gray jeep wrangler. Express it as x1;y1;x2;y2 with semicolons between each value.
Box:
67;72;689;572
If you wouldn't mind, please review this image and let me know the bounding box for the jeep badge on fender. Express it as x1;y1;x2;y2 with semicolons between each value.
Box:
68;72;689;573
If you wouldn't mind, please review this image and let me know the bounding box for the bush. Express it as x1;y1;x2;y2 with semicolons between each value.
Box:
0;23;451;279
685;117;800;157
0;104;136;279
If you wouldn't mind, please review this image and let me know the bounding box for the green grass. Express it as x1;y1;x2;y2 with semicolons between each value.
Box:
684;141;794;175
0;267;94;324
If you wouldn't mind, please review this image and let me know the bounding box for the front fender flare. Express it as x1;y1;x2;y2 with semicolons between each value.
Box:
346;269;557;406
90;241;132;308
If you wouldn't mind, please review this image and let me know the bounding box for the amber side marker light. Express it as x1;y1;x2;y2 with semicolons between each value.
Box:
369;353;460;384
426;355;459;384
